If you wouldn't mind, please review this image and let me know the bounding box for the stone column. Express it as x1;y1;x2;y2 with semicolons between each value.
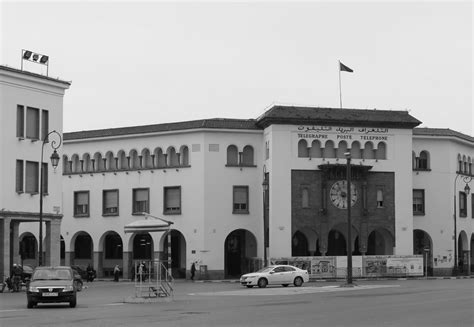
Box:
11;221;20;265
64;251;72;267
1;218;12;280
123;251;131;280
45;219;61;266
93;252;100;277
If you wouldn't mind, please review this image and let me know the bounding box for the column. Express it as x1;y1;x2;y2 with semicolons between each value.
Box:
1;218;12;280
45;219;61;266
11;221;20;265
93;252;100;277
123;251;131;280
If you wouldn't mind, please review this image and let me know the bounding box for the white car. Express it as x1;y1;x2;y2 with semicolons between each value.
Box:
240;265;309;288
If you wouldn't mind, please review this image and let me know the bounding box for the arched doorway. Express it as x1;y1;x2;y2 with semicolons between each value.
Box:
72;232;93;267
292;231;309;256
132;233;153;260
224;229;257;278
327;229;346;256
101;232;123;278
19;233;37;267
162;230;187;279
413;229;433;276
367;228;394;255
458;231;469;275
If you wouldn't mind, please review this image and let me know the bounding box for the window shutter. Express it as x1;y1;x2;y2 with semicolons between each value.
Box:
135;189;148;201
42;163;48;194
167;188;180;208
41;110;49;141
17;105;24;137
16;160;24;192
105;191;118;208
234;187;247;203
76;192;88;205
26;107;40;139
25;161;39;193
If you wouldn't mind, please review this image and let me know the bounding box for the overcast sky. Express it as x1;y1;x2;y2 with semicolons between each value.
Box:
1;1;472;135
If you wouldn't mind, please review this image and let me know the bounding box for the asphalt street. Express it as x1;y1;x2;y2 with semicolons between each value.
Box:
0;278;472;327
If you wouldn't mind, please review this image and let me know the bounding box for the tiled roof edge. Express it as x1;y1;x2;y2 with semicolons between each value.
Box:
64;118;260;140
413;128;473;143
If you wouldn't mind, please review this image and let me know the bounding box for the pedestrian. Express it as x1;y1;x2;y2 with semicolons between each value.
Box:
190;262;196;281
138;262;144;282
86;263;95;282
113;265;120;282
11;264;22;292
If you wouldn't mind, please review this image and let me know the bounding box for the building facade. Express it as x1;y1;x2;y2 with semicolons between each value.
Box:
56;106;472;279
0;65;70;280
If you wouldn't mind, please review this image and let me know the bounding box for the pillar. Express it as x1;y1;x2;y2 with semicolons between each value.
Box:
1;218;12;280
123;251;131;280
45;219;61;266
93;252;100;277
11;221;20;265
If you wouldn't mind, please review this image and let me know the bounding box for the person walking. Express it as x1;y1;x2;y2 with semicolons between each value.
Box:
113;265;120;282
190;262;196;281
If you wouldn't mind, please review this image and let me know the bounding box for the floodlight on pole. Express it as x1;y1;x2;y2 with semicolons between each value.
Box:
21;49;50;76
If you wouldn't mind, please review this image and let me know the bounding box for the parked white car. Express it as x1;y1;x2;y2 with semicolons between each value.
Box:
240;265;309;288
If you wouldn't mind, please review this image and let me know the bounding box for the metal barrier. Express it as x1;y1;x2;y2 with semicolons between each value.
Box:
133;260;173;298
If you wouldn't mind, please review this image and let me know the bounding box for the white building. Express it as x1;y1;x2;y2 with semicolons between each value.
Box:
0;65;70;279
57;106;472;279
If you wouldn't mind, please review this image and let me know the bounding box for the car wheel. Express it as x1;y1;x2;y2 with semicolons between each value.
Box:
27;300;35;309
70;297;77;308
76;280;83;292
246;285;253;288
257;278;268;288
282;284;289;287
293;277;303;287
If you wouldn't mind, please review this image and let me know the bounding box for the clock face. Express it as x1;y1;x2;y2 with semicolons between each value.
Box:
329;180;358;209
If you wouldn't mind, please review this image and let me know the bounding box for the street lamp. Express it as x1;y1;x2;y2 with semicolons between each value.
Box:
38;130;62;266
262;167;269;268
453;174;472;275
344;152;353;285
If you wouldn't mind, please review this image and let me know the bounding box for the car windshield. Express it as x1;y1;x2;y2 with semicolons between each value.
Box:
255;267;274;273
33;269;72;280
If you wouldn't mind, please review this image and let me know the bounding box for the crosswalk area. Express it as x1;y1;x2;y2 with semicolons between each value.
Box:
189;284;400;297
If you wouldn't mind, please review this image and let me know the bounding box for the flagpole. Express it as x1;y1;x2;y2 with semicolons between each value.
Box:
338;61;343;108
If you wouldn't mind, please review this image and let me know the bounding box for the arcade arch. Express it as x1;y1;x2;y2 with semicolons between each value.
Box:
224;229;257;278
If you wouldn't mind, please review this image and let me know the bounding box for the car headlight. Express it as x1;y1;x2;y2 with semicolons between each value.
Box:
28;286;39;292
65;285;74;291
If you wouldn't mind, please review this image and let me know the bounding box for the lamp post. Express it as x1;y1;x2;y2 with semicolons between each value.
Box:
453;174;472;275
38;130;62;266
345;152;353;285
262;168;269;268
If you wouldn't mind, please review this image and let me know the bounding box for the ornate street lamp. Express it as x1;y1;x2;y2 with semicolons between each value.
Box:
262;167;269;268
38;130;62;266
345;152;353;285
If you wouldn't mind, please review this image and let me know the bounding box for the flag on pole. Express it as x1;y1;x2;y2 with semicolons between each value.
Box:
339;61;353;73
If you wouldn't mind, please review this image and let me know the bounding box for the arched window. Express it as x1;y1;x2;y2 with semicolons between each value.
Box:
93;152;102;171
419;151;429;169
469;157;472;175
227;145;238;165
302;188;309;208
129;149;139;169
141;148;153;168
323;140;336;158
336;141;348;158
155;148;166;168
62;155;70;174
458;154;462;172
82;153;91;172
298;139;308;158
350;141;362;159
180;145;189;166
463;155;467;173
309;140;322;158
242;145;254;165
105;151;115;170
375;142;386;160
363;142;375;159
71;154;81;173
117;150;127;170
168;147;179;166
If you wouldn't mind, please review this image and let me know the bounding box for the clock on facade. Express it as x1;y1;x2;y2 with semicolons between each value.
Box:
329;180;358;209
